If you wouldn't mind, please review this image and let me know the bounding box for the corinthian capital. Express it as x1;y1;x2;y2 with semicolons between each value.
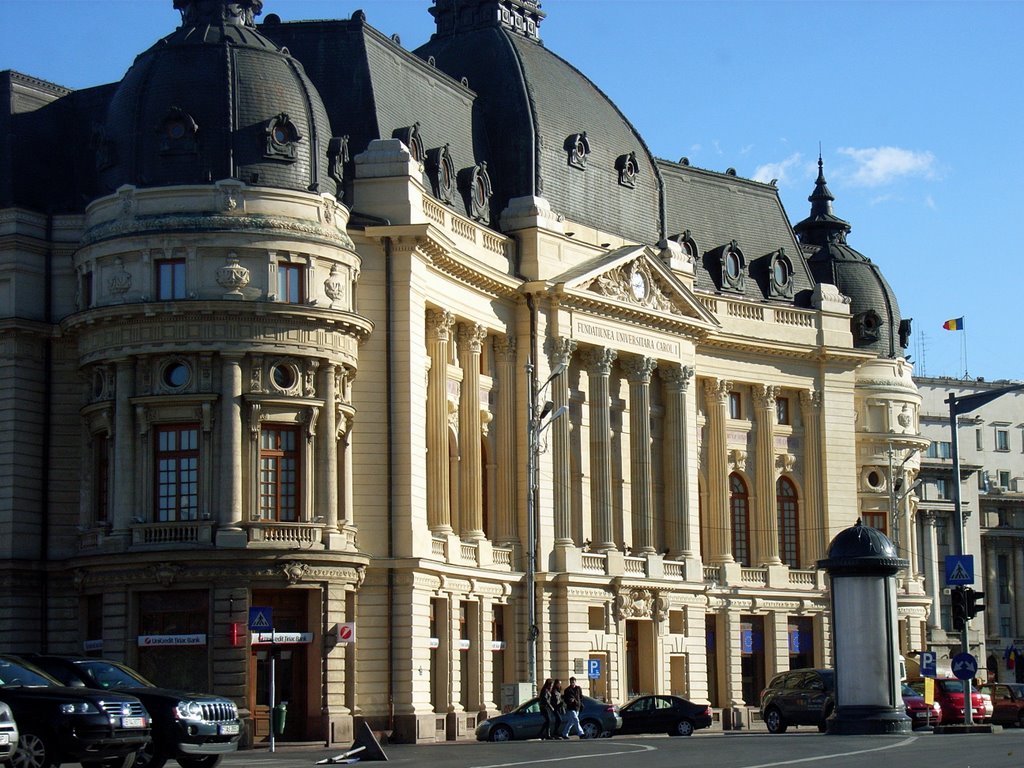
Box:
426;309;455;341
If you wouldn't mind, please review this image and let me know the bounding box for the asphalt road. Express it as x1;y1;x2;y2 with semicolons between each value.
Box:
70;728;1022;768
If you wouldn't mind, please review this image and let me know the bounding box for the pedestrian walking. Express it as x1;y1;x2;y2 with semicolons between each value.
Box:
551;679;565;738
538;678;555;739
560;676;585;738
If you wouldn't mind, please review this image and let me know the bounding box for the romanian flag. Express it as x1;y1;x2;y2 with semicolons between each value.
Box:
942;317;965;331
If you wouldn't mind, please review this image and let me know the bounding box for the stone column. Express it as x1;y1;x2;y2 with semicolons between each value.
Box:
549;337;577;545
753;384;782;565
493;337;518;545
662;364;695;558
320;363;339;529
583;347;617;552
112;359;135;533
458;323;487;540
220;354;244;530
920;512;942;629
623;356;658;553
799;389;824;565
985;547;999;639
426;309;455;534
702;378;733;563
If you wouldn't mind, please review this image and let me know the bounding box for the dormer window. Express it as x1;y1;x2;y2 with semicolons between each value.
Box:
672;230;699;263
457;162;492;223
426;144;456;205
853;309;882;345
721;241;746;293
392;123;425;163
616;151;639;188
768;248;794;299
265;113;301;161
565;132;590;170
157;107;198;154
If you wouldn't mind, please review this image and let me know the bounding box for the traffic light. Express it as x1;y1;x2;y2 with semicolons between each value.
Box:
951;586;967;631
966;588;985;621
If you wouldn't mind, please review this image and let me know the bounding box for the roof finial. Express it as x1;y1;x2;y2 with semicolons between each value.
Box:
173;0;264;28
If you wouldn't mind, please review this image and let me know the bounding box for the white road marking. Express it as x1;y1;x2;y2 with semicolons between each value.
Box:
734;735;919;768
471;742;657;768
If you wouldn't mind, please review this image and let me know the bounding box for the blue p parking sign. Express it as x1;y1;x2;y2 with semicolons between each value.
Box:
587;658;601;680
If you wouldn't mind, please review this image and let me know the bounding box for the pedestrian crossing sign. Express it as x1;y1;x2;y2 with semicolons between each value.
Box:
249;606;273;631
945;555;974;586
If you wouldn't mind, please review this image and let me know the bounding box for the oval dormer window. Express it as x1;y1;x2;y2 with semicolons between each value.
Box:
726;252;741;280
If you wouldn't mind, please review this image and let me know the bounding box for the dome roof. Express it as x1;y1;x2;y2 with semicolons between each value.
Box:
98;0;337;196
817;519;908;574
795;158;908;358
415;0;662;245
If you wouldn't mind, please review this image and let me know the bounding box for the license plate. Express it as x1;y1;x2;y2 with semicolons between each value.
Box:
122;716;146;728
219;723;240;735
0;734;8;745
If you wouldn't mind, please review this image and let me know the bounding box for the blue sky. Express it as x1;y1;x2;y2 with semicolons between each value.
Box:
3;0;1021;382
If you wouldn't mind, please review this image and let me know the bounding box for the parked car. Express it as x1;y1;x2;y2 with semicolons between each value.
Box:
475;695;621;741
760;668;835;734
0;654;149;768
908;678;987;724
21;654;240;768
0;701;18;767
617;694;712;737
901;683;940;728
979;682;1024;727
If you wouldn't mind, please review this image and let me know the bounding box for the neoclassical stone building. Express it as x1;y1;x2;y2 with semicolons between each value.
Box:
0;0;932;745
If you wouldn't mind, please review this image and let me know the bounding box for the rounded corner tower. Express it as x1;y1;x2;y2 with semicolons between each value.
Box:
98;0;337;198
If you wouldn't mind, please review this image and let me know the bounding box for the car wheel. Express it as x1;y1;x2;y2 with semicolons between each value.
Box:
671;718;695;737
176;758;222;768
12;732;57;768
580;719;602;739
133;742;168;768
490;725;513;742
764;708;787;734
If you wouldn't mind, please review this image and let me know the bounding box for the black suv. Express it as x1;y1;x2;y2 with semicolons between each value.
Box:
23;656;240;768
0;654;150;768
759;668;835;733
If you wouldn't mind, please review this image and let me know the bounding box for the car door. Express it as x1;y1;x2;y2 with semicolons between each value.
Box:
618;696;652;734
511;699;547;739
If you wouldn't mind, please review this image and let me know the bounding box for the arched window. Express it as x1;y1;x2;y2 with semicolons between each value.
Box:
729;473;750;566
777;477;799;566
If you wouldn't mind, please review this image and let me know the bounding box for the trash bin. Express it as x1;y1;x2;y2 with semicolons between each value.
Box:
272;702;287;736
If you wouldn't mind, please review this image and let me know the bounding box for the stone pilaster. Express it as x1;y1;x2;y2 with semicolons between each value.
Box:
426;309;455;533
217;354;245;544
663;364;695;558
320;363;339;529
702;378;733;563
493;337;518;545
753;384;781;565
799;389;824;566
623;355;658;553
920;512;942;629
582;347;617;552
549;337;577;545
458;323;487;540
112;359;135;533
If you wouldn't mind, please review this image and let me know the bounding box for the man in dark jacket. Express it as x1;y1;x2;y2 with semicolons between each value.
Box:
560;676;585;738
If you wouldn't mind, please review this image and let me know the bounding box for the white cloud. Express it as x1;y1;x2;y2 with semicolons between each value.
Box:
752;153;803;187
837;146;937;187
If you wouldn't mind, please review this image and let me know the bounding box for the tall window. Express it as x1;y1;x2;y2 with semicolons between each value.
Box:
777;477;799;566
155;425;199;521
998;554;1010;604
157;258;186;300
278;264;304;303
996;429;1010;451
728;392;742;420
729;473;750;566
776;397;790;426
935;478;950;499
862;510;887;534
260;426;300;521
93;434;110;525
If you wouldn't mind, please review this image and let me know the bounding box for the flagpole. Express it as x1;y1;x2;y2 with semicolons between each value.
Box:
962;321;969;379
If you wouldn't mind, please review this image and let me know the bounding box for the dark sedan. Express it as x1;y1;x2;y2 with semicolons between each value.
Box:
617;694;713;736
475;696;621;741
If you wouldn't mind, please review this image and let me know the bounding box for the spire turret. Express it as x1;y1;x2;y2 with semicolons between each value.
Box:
173;0;263;28
794;155;852;247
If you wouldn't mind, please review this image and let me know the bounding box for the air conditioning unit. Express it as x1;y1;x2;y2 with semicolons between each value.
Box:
991;485;1007;495
1013;477;1024;493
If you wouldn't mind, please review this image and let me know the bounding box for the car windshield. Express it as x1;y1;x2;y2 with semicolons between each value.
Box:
0;657;60;687
901;684;919;697
77;660;153;689
937;680;968;693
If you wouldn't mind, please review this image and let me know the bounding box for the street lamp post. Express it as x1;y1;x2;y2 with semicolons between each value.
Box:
525;359;566;686
946;382;1024;727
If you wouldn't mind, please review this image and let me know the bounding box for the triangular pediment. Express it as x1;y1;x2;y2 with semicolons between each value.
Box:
552;246;719;330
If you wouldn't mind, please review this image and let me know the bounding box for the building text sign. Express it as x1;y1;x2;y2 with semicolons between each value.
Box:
573;318;681;359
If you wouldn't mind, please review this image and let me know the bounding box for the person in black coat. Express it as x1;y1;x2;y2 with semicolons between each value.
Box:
538;678;555;739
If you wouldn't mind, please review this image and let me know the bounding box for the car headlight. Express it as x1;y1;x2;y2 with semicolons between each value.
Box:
59;701;99;714
175;700;204;721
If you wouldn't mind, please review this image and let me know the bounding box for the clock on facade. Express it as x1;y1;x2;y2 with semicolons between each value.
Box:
630;269;647;301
